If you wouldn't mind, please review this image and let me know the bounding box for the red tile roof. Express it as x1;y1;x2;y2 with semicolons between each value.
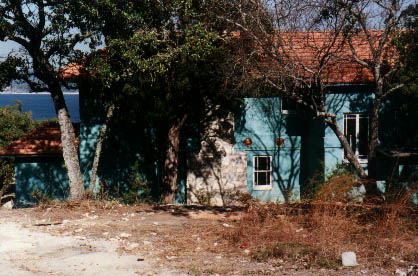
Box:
0;122;80;156
62;31;395;84
234;30;395;84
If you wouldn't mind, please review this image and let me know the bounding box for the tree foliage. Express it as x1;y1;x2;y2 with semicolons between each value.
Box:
0;0;99;200
74;0;235;202
0;101;39;200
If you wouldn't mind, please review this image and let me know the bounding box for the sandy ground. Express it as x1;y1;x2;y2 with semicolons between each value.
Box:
0;218;182;275
0;204;409;276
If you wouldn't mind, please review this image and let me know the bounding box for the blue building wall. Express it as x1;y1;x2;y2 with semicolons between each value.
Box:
234;98;325;201
14;157;70;206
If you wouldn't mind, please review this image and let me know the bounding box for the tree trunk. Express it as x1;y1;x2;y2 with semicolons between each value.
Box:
163;114;188;204
50;90;84;200
87;104;115;195
366;95;383;198
325;117;367;179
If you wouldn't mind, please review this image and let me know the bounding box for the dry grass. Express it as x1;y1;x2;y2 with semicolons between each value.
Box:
224;176;418;270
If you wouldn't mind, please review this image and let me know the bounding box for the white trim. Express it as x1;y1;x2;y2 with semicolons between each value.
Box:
343;113;369;163
253;155;273;190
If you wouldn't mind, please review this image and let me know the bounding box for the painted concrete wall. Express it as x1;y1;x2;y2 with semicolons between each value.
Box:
14;157;70;206
233;98;325;202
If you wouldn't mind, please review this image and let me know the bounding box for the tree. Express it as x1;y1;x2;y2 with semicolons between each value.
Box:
0;101;38;202
215;0;409;198
71;0;233;203
0;1;98;200
382;3;418;148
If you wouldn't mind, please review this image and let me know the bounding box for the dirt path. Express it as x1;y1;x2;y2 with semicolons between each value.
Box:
0;204;406;276
0;218;183;276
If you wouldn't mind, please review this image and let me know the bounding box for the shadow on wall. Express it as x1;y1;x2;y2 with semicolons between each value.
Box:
186;113;247;206
234;97;314;202
15;157;70;206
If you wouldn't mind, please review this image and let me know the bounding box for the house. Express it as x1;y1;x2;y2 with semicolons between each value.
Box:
0;122;79;206
2;31;416;206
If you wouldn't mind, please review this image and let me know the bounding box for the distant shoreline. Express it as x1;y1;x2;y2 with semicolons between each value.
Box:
0;91;79;95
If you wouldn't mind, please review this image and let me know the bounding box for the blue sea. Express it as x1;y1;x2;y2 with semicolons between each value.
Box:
0;93;79;122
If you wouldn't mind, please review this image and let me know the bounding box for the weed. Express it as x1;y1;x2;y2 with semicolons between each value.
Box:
223;173;418;270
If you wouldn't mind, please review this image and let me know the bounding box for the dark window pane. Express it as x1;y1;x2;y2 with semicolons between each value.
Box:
256;172;269;185
256;156;269;170
344;115;357;157
358;116;369;157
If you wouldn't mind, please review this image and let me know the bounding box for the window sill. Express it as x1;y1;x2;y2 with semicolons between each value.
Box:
253;185;273;191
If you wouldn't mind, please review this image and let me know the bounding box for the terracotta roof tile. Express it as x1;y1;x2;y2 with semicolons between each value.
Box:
0;122;80;156
62;31;395;84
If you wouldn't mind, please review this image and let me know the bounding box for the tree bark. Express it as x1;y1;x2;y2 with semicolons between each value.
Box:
325;117;367;179
163;114;188;204
51;90;85;200
87;104;115;195
365;95;382;197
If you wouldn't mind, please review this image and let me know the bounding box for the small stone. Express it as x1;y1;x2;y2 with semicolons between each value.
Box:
119;232;132;239
213;242;218;246
1;201;13;209
153;222;159;225
143;240;152;246
244;249;250;254
62;219;69;224
296;228;303;233
126;242;140;250
166;256;177;260
216;256;222;260
396;268;406;276
151;232;157;236
122;218;129;221
102;232;109;236
342;252;358;267
222;223;232;228
140;217;146;220
75;228;83;233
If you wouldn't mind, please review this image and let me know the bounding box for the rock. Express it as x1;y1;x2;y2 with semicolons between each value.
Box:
143;240;152;246
1;200;13;209
126;242;140;250
222;223;232;228
396;268;407;276
341;251;358;267
119;232;132;239
244;249;250;255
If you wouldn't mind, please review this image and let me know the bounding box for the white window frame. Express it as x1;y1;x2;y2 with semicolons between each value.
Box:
281;98;297;115
253;155;273;190
343;113;369;163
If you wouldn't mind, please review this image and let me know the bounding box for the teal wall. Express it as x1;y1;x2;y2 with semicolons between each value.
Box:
324;88;373;175
14;157;70;206
234;98;324;201
79;90;187;203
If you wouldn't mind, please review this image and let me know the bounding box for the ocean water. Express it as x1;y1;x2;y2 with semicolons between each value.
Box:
0;93;79;122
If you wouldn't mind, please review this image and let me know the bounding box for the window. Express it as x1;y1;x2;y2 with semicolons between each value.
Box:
343;113;369;162
281;98;297;114
253;155;273;190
